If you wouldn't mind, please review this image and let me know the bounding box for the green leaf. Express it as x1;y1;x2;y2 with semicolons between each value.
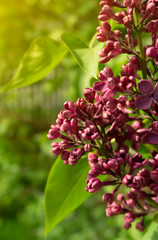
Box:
44;155;91;236
98;53;128;76
153;213;158;223
1;37;67;92
62;33;103;78
141;222;158;240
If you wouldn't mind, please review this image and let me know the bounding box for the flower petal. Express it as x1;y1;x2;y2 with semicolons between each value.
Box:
143;132;158;145
155;55;158;65
93;81;107;92
152;121;158;133
138;79;154;94
156;38;158;50
135;95;152;109
100;89;113;100
153;82;158;102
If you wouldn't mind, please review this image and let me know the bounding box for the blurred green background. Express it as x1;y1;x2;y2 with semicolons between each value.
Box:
0;1;148;239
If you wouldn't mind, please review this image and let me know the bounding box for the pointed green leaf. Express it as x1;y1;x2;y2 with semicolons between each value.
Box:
44;155;90;236
62;33;103;78
1;37;67;92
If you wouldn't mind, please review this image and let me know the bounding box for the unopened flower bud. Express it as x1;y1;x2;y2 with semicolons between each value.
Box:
122;175;133;187
124;212;135;223
88;153;98;164
102;193;114;204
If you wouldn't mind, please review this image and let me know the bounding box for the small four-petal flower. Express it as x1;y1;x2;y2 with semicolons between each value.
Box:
136;79;158;109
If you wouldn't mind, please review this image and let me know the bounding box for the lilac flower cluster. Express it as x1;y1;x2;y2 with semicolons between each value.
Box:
48;0;158;232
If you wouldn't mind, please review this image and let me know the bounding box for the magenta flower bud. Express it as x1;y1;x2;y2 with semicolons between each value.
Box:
136;219;145;232
106;40;114;48
114;41;121;50
88;153;98;164
68;148;84;165
87;178;103;193
105;207;114;217
99;67;113;81
68;101;75;110
102;193;114;204
56;117;63;127
147;20;158;33
83;88;96;102
150;170;158;181
108;49;120;58
64;101;75;110
60;110;73;118
59;140;71;150
96;34;107;42
51;142;62;155
123;0;141;8
107;159;118;170
123;221;131;230
47;125;60;140
126;190;136;199
150;182;158;193
114;11;126;24
133;175;146;188
146;46;157;58
70;117;78;128
124;212;135;223
98;50;107;57
123;15;132;25
84;144;92;152
91;132;100;140
60;150;70;160
60;122;71;132
98;14;109;21
100;0;111;6
111;202;122;215
76;98;87;109
51;142;59;148
146;2;156;12
106;98;117;111
122;62;137;75
102;66;113;79
137;169;151;179
99;56;110;63
129;153;147;170
122;175;133;187
137;190;147;199
126;199;136;208
99;5;114;20
101;21;111;32
117;194;125;202
114;30;123;38
149;157;158;169
86;103;96;114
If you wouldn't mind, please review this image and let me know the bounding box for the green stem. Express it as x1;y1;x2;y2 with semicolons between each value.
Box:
95;139;111;159
133;9;147;79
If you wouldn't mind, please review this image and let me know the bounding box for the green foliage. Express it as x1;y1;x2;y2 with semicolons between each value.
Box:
141;222;158;240
1;37;67;91
62;33;103;78
44;155;91;235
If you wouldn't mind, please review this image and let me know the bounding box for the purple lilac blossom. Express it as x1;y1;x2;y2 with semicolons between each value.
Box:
47;0;158;233
135;79;158;109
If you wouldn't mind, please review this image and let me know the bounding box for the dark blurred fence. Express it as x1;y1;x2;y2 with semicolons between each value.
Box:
0;79;68;131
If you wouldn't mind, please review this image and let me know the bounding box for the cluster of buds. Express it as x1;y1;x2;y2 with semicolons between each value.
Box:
48;0;158;232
